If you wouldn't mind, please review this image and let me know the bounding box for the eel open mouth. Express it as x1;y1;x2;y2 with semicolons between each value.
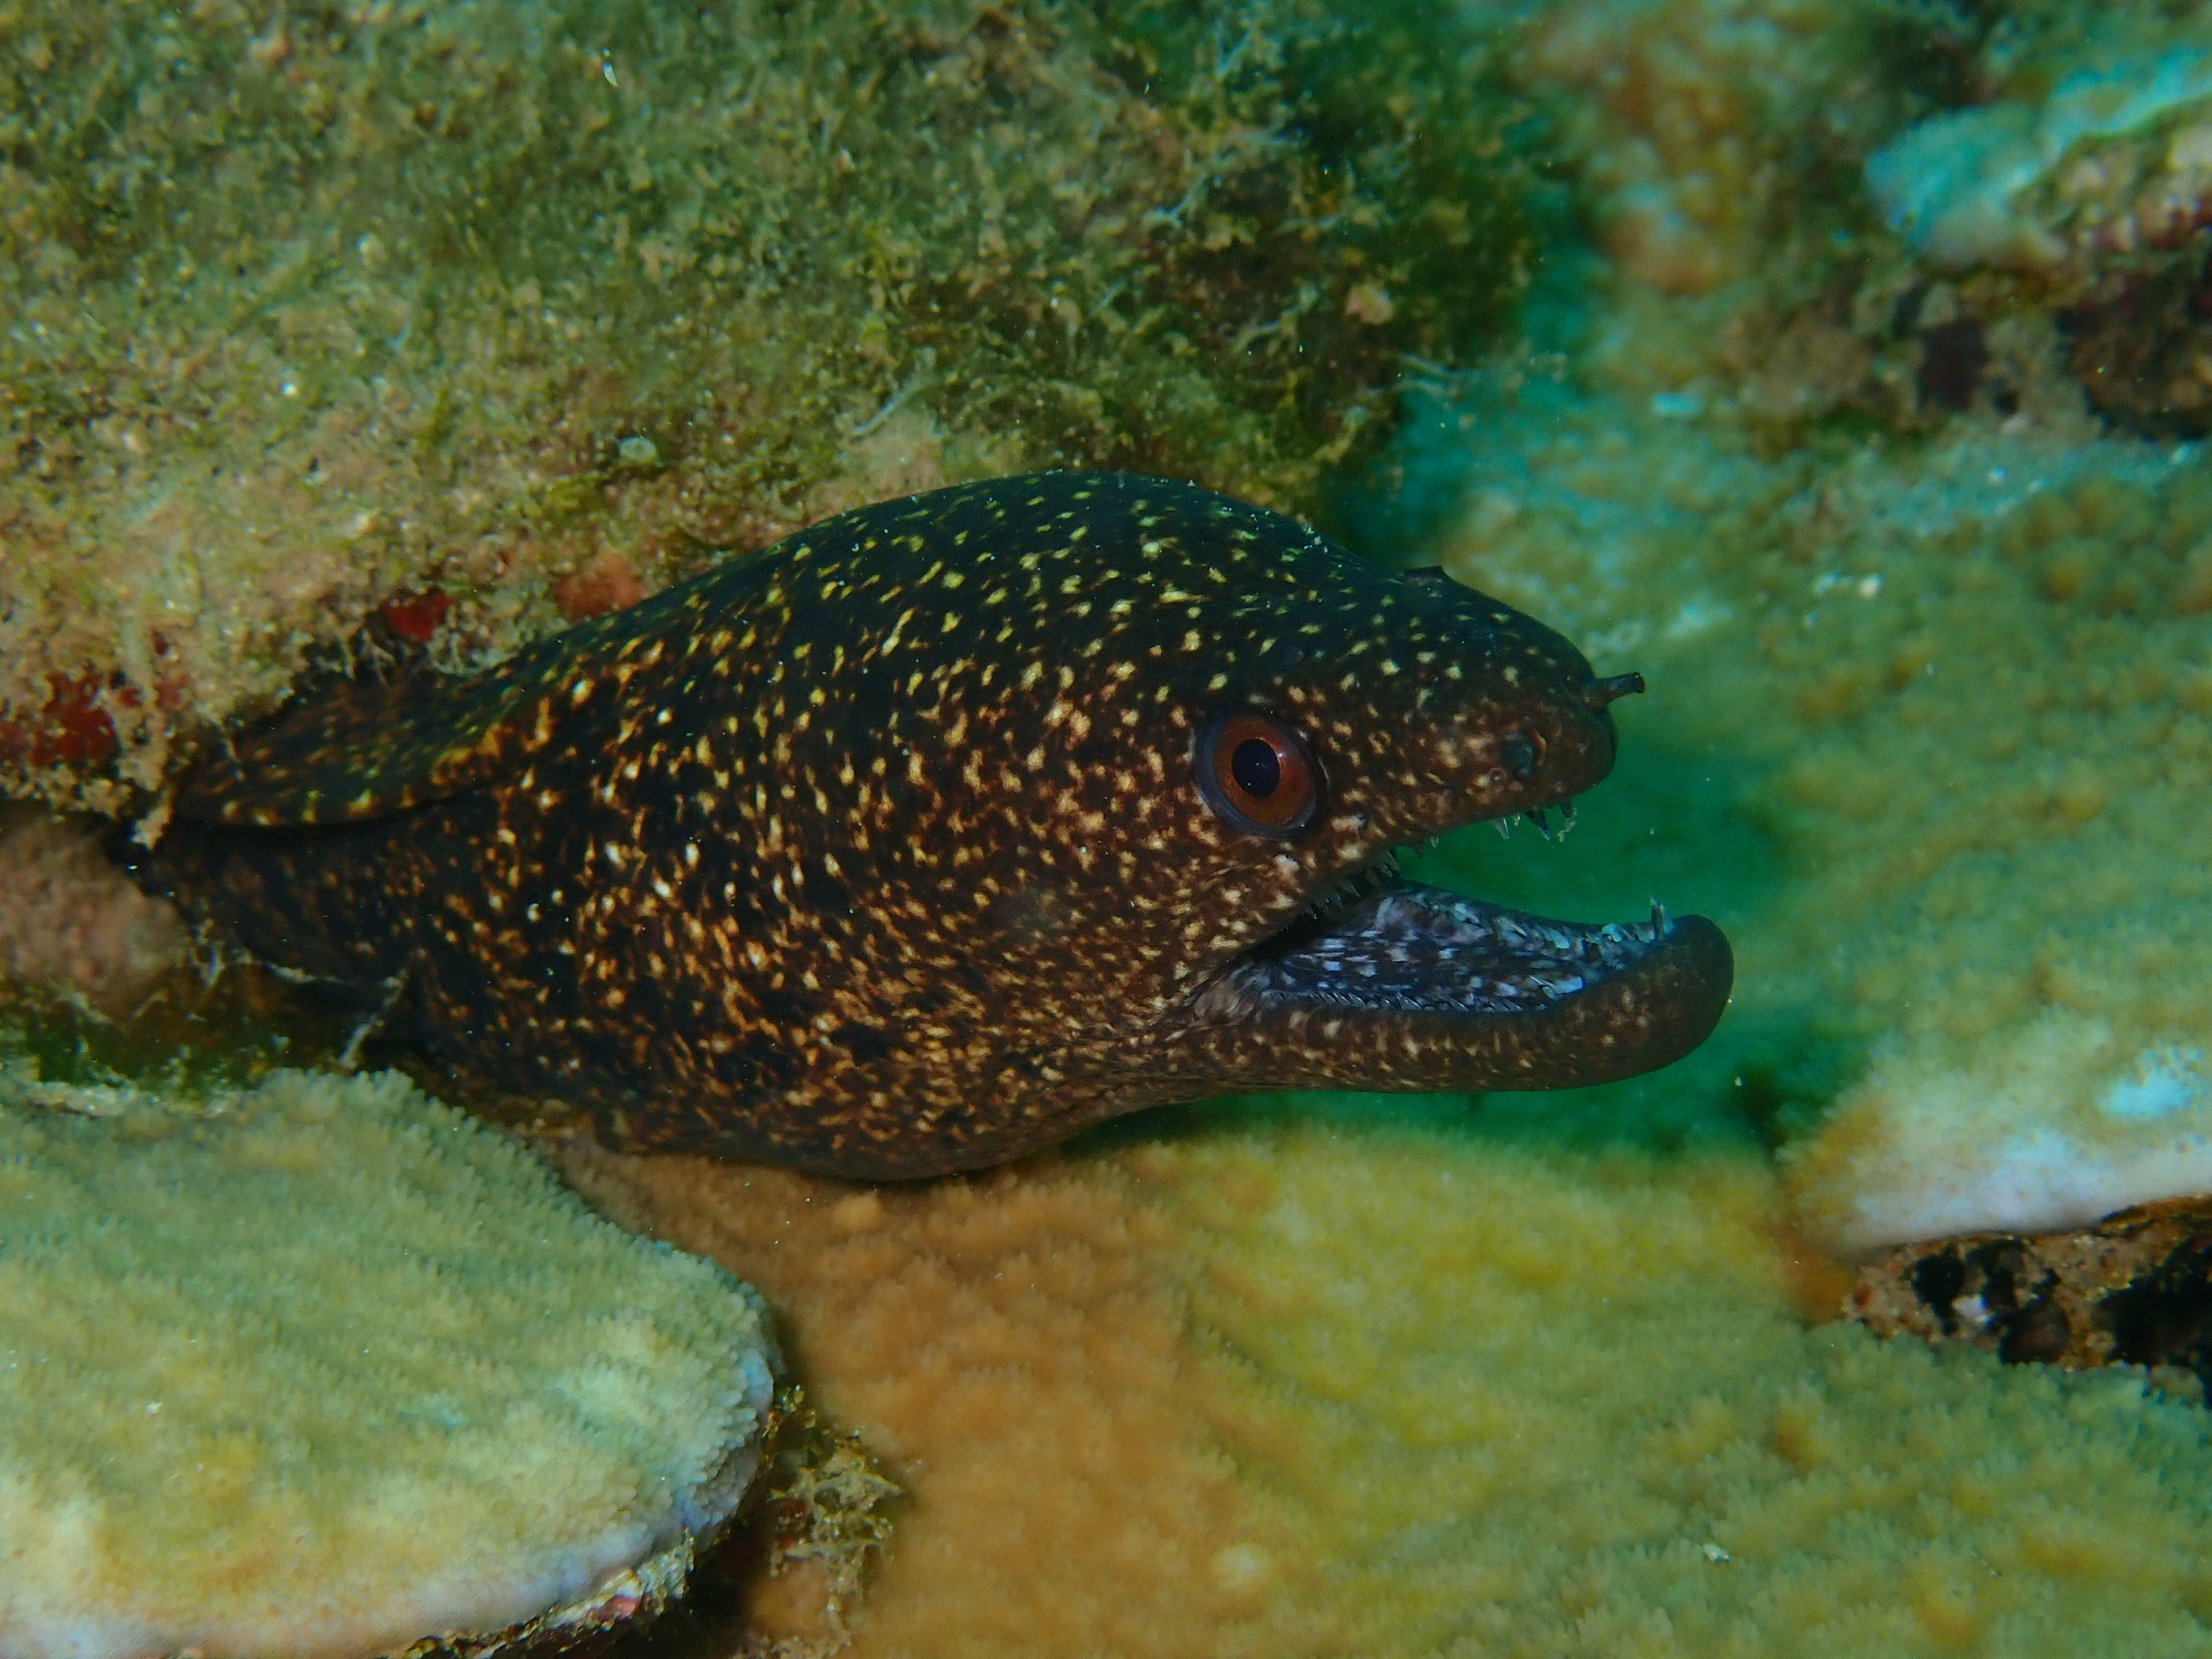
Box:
1189;841;1734;1091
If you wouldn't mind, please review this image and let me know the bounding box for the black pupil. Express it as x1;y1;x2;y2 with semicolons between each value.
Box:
1230;735;1281;797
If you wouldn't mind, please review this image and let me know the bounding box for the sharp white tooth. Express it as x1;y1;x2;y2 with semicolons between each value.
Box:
1495;818;1513;840
1649;900;1669;934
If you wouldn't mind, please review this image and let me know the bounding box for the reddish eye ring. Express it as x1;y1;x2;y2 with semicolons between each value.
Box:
1194;712;1319;839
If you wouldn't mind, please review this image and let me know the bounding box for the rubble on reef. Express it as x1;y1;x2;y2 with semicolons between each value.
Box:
1847;1196;2212;1402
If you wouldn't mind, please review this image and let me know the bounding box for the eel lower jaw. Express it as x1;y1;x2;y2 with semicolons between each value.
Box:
1184;875;1735;1091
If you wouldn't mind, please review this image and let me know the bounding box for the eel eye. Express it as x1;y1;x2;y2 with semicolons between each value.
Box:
1500;731;1543;782
1195;712;1318;839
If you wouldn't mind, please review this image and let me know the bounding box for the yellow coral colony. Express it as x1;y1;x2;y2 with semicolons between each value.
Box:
0;1069;774;1659
572;1106;2212;1658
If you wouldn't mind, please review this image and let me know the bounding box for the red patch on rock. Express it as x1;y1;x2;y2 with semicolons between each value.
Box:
0;673;127;767
379;588;452;644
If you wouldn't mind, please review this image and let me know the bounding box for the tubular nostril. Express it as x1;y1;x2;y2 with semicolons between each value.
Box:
1500;732;1540;781
1582;672;1646;710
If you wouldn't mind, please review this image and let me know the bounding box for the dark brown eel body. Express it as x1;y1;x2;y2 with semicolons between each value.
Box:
138;472;1732;1179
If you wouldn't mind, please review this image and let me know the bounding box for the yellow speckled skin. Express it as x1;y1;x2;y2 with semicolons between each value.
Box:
142;472;1728;1177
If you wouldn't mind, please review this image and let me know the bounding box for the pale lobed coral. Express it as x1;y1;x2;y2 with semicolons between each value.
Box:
1868;46;2212;271
1793;1014;2212;1253
0;1068;775;1659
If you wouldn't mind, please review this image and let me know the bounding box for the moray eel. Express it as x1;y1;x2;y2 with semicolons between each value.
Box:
141;472;1731;1179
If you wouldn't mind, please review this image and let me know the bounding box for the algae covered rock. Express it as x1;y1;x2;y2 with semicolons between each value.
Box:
0;0;1535;812
0;1067;776;1658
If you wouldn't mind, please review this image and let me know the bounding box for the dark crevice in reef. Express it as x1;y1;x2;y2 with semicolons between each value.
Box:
2101;1232;2212;1397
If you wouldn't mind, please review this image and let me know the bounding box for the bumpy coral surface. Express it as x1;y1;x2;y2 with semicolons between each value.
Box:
569;1105;2212;1657
1419;383;2212;1251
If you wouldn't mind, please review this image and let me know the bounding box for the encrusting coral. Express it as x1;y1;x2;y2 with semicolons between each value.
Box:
0;1067;776;1659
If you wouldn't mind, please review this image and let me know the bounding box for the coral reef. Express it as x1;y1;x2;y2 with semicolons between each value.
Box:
566;1105;2212;1656
0;1068;775;1658
1385;0;2212;1259
9;0;2212;1651
1415;380;2212;1250
0;0;1534;813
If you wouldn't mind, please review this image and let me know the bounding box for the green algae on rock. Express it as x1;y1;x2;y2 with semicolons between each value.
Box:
0;0;1537;813
137;472;1730;1179
0;1066;775;1659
